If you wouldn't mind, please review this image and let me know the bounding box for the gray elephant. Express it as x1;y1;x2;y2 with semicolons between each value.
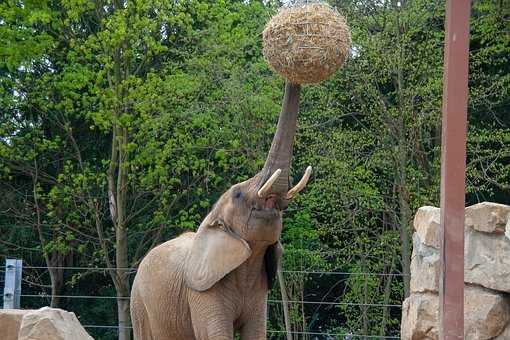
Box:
130;82;311;340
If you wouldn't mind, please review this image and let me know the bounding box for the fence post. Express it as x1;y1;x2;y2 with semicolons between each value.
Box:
3;259;22;309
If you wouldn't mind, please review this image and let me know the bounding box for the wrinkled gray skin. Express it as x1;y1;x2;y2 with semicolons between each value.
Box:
131;82;305;340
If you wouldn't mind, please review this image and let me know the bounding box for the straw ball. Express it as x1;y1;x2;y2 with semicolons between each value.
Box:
262;3;351;84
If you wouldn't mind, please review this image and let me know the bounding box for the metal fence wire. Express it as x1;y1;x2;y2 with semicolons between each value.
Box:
3;264;403;339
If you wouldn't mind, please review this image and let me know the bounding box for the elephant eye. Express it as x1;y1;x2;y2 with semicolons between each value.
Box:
233;190;243;200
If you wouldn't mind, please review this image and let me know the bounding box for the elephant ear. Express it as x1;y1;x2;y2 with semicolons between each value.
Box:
185;219;251;292
264;241;283;291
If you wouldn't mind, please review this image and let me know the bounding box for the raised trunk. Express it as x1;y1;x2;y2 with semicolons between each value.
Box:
259;82;301;194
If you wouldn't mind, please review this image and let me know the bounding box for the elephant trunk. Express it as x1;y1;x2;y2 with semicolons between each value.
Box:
258;82;300;196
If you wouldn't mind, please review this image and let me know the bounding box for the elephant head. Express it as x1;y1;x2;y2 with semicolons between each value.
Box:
185;82;311;292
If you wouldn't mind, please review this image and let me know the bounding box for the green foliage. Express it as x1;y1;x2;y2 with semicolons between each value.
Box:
1;0;508;339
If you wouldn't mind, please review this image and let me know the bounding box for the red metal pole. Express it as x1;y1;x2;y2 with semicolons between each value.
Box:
440;0;471;339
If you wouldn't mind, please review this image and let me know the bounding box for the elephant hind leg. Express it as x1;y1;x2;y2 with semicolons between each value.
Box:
131;289;154;340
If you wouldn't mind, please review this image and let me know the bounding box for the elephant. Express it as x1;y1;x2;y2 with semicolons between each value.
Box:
130;82;311;340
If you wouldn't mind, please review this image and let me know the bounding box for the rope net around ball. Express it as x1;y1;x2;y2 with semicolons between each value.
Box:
262;1;351;84
284;0;324;7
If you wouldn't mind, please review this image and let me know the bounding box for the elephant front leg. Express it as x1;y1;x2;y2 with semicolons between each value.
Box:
239;303;267;340
240;322;266;340
189;297;234;340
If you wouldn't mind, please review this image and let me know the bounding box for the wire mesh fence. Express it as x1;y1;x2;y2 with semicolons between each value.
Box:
3;264;404;339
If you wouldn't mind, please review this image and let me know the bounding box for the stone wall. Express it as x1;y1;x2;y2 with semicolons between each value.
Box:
401;202;510;340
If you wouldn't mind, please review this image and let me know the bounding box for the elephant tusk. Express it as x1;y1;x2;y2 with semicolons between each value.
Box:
257;169;282;198
287;166;312;199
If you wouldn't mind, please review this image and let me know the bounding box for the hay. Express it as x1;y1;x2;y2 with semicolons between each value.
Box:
262;2;351;84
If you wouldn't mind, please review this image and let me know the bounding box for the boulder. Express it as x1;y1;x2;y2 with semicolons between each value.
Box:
465;202;510;234
18;307;93;340
401;293;439;340
410;203;510;293
403;202;510;340
0;309;34;340
464;285;510;339
464;226;510;293
506;217;510;241
413;206;441;249
410;233;440;293
401;287;510;340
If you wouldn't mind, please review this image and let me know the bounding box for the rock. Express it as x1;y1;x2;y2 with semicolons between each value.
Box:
401;287;510;340
464;285;510;339
401;293;439;340
0;309;34;340
506;217;510;241
402;202;510;340
465;202;510;234
411;202;510;293
410;234;440;293
409;202;510;293
413;206;441;249
18;307;93;340
465;226;510;293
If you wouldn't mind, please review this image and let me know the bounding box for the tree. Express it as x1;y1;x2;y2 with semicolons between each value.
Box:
1;0;508;339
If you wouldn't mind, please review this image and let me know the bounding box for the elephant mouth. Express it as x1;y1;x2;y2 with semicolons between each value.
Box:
264;194;278;209
252;198;280;219
257;193;287;213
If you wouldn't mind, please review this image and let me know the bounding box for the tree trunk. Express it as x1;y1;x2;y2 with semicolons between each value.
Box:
116;282;131;340
106;121;131;340
361;254;369;340
379;256;396;336
398;164;411;298
277;267;293;340
106;6;133;333
108;137;132;340
33;159;66;309
300;288;307;340
115;199;131;340
48;254;65;309
115;126;131;340
49;271;63;308
394;0;412;300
